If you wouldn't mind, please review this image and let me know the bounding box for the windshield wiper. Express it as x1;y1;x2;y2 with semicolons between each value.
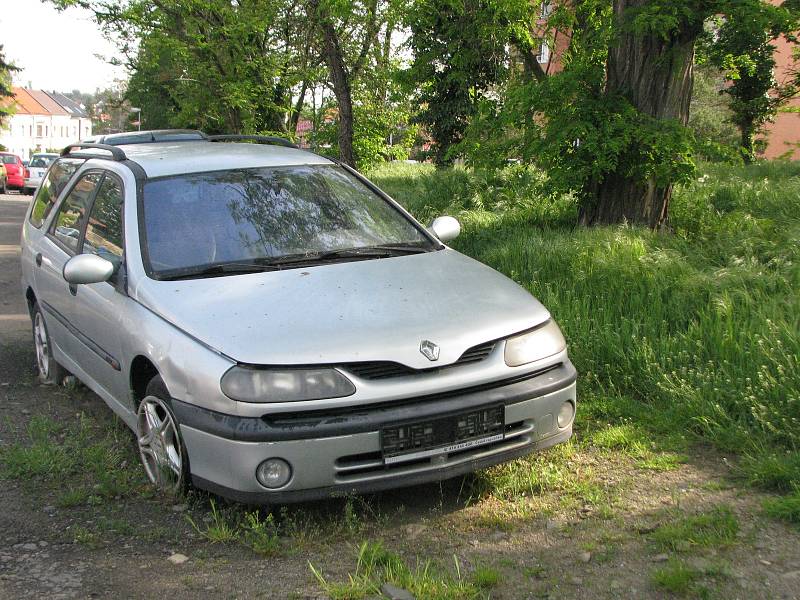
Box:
263;244;432;266
160;262;283;281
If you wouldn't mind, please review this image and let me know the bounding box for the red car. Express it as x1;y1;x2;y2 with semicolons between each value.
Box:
0;152;27;192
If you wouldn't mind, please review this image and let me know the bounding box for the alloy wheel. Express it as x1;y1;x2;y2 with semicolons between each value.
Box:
33;311;50;379
136;396;184;493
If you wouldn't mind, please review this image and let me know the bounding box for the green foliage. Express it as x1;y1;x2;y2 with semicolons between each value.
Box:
312;67;418;168
0;414;143;502
652;506;739;552
698;3;800;160
310;540;492;599
763;489;800;525
403;0;509;165
71;0;315;134
689;65;742;163
0;44;20;127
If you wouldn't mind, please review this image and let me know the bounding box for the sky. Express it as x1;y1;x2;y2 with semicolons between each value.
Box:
1;0;127;94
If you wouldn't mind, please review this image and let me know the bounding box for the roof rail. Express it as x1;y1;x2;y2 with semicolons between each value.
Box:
61;143;127;161
207;134;298;149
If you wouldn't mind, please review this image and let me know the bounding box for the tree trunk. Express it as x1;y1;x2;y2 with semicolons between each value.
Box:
290;79;309;134
580;0;699;229
740;119;755;164
309;0;358;167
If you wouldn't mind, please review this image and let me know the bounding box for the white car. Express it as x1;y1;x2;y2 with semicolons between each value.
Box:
24;153;59;195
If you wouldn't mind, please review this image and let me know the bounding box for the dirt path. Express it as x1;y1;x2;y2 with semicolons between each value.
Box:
1;192;799;599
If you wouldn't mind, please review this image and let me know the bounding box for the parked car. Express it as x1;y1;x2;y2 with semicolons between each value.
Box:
24;153;60;195
20;135;576;504
1;152;26;192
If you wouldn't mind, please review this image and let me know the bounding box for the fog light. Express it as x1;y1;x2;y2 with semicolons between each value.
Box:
557;401;575;428
256;458;292;489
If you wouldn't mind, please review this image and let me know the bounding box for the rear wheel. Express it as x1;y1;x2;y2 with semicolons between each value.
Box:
136;376;189;496
31;302;66;385
0;179;6;194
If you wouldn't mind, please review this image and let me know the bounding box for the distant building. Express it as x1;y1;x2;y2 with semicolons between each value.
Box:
0;87;92;160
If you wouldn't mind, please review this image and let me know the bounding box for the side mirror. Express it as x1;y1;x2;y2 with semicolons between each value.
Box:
63;254;115;285
430;216;461;242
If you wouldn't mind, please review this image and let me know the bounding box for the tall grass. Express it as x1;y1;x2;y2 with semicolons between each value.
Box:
368;161;800;499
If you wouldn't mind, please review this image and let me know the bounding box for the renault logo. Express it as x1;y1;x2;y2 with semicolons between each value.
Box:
420;340;440;361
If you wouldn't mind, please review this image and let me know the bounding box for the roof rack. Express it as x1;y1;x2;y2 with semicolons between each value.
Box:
207;134;298;149
61;142;127;161
101;129;208;145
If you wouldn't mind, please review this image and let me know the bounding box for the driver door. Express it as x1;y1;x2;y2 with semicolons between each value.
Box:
33;171;102;365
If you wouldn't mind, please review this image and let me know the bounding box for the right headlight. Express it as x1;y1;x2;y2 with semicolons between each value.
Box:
504;320;566;367
220;366;356;403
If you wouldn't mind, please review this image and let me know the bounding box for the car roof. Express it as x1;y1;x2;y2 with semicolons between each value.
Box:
78;140;335;179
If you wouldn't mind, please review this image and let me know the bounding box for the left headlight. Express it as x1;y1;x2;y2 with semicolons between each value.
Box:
504;320;566;367
220;366;356;403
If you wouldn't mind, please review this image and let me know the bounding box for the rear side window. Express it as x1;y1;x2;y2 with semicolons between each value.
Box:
29;159;85;228
49;171;103;254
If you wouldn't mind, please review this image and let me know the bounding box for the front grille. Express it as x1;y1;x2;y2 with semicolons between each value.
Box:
343;340;497;380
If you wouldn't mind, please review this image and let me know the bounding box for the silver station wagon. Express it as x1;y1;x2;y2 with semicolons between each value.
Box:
20;132;577;503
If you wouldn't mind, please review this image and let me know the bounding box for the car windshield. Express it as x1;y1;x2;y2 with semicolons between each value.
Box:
30;155;57;168
141;165;434;277
1;156;17;164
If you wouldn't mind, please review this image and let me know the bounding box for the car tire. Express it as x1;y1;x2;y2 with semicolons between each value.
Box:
0;179;6;194
31;302;66;386
136;376;190;496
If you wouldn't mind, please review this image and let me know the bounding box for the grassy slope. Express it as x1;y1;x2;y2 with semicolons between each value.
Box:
369;161;800;511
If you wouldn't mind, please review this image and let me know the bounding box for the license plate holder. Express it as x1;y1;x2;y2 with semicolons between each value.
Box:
381;404;505;465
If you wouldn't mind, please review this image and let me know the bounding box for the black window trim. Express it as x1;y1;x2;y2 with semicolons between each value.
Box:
81;170;128;292
137;163;441;281
46;167;128;291
27;157;87;229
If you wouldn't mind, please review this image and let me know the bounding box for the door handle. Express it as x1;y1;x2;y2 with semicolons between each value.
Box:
35;253;42;267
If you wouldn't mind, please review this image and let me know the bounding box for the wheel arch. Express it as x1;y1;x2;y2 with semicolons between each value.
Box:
25;286;36;317
129;355;160;408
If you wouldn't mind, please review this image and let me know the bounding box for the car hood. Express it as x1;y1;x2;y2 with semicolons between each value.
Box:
134;248;550;369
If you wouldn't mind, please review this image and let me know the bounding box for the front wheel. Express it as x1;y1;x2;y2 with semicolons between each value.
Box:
31;302;66;385
136;376;189;496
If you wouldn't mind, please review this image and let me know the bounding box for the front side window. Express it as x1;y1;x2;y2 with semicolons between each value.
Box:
142;165;432;277
83;175;124;270
49;171;102;254
29;158;85;228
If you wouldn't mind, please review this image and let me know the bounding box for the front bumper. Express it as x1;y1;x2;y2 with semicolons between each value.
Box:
175;361;577;504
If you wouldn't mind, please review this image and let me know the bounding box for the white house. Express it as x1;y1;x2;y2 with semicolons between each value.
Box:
0;88;92;160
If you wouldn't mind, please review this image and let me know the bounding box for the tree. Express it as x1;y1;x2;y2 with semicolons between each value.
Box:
0;45;20;128
51;0;316;135
462;0;799;228
404;0;508;166
306;0;385;166
701;6;800;162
